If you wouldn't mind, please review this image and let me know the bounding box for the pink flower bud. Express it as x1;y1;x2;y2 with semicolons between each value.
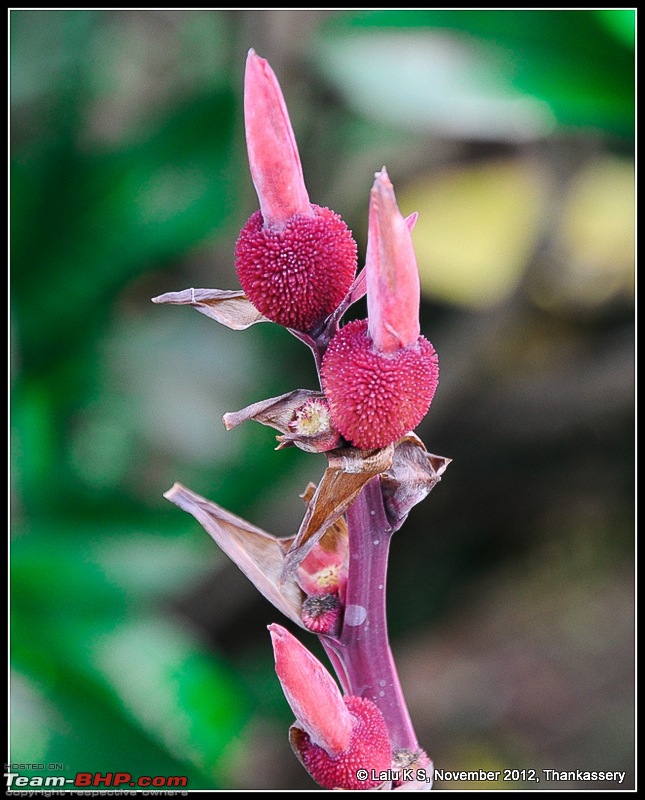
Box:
243;49;311;227
236;51;357;332
269;623;352;756
269;624;392;790
321;170;439;450
367;168;421;352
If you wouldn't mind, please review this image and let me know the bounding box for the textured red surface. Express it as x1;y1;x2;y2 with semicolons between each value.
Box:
235;205;357;331
296;695;392;790
321;319;439;449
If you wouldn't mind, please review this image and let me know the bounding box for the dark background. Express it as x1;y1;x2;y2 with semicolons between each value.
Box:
10;9;634;790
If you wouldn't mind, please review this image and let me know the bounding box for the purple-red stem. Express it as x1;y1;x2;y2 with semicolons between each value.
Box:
322;477;419;753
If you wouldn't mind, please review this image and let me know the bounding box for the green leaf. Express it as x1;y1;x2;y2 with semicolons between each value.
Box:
315;10;634;138
89;616;248;780
11;516;217;615
595;9;635;48
10;666;211;787
11;88;240;370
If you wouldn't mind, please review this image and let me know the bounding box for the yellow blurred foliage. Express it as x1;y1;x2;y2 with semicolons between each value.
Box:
403;155;634;313
401;160;547;309
539;155;635;310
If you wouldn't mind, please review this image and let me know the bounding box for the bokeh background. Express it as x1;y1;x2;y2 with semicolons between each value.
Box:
10;9;635;791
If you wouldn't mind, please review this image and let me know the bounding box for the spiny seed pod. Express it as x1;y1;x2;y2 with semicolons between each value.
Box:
290;696;392;790
239;50;357;332
321;318;438;450
235;206;357;332
321;168;438;449
270;624;392;790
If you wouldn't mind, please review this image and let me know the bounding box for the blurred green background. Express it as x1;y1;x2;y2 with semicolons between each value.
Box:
10;9;634;790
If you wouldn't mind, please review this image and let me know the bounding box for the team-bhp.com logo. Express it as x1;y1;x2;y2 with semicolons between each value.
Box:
5;771;188;789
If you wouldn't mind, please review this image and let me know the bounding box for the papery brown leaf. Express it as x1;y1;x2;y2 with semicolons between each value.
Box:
282;445;394;581
152;288;269;330
298;482;348;555
164;483;304;626
381;434;451;531
223;389;322;433
327;444;394;476
309;509;348;559
225;390;344;453
300;482;317;504
275;430;343;453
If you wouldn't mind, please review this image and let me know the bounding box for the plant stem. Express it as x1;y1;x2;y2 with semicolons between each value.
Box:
323;476;419;753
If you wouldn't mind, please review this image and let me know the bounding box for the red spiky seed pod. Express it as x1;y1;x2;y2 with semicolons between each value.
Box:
321;318;438;450
235;205;357;332
290;696;392;790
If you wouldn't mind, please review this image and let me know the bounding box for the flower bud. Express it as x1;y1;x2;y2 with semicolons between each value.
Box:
321;169;439;449
301;592;342;634
269;624;392;790
236;51;357;332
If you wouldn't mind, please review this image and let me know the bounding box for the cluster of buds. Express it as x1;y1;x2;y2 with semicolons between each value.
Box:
154;49;449;791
